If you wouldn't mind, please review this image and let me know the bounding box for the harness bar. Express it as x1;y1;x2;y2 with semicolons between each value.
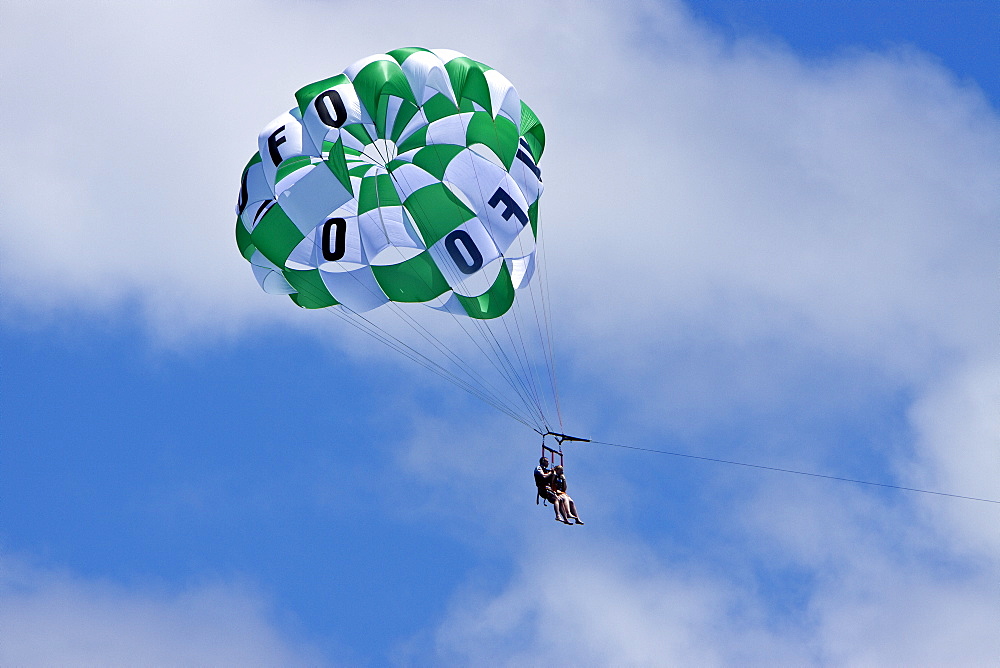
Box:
542;431;591;444
541;443;564;467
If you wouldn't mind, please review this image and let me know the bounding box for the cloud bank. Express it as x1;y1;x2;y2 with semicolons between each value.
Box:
0;556;322;666
1;0;997;665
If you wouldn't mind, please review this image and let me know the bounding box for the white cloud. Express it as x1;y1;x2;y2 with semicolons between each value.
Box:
421;525;1000;666
431;546;741;666
1;1;995;402
0;0;591;342
359;2;997;664
811;566;1000;666
542;11;998;383
907;359;1000;554
394;368;1000;666
0;556;325;667
2;0;997;664
407;449;1000;666
1;1;995;359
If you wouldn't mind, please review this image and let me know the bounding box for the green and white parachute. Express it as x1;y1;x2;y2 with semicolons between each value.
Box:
237;47;545;319
236;48;559;432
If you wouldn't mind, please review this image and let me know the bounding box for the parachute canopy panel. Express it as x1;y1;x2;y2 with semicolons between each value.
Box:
235;48;545;321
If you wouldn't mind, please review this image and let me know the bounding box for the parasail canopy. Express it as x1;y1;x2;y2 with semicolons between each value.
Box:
236;48;560;433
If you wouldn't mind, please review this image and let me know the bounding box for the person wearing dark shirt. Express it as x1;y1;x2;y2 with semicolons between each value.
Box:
534;457;567;522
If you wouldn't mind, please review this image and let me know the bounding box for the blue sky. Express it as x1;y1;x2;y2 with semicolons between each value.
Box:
689;0;998;104
2;1;998;664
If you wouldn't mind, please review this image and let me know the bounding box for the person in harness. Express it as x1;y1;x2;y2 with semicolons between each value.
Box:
552;464;583;525
534;456;569;523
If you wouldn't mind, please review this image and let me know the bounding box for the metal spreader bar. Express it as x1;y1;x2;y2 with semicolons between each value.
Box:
543;431;591;445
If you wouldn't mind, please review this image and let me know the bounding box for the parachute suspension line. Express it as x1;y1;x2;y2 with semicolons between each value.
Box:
516;287;556;432
453;316;545;429
328;312;529;428
505;300;550;430
381;192;544;429
383;299;534;423
385;159;549;431
472;104;564;433
506;228;557;427
324;304;539;431
363;170;548;428
471;282;547;429
465;214;549;429
456;284;548;429
535;217;564;431
455;119;554;431
412;146;549;431
478;116;560;433
296;210;540;428
465;94;563;433
588;439;1000;505
336;302;535;428
494;248;550;427
284;262;539;430
325;304;535;429
325;142;546;431
495;315;548;431
522;228;560;432
467;281;549;429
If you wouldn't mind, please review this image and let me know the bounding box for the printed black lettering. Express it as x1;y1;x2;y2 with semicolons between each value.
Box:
267;126;287;166
516;149;542;180
237;168;250;215
445;229;484;274
487;187;528;226
314;90;347;128
322;217;347;261
253;199;274;225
